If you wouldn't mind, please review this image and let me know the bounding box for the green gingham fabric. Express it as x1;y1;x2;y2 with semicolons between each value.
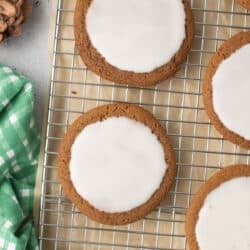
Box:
0;64;40;250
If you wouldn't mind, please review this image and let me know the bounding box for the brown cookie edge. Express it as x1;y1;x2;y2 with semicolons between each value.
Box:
236;0;250;10
74;0;194;87
185;164;250;250
203;31;250;149
57;103;176;225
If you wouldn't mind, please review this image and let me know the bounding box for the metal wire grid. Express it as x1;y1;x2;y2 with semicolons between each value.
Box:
38;0;250;249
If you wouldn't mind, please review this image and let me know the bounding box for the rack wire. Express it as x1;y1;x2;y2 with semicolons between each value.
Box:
38;0;250;249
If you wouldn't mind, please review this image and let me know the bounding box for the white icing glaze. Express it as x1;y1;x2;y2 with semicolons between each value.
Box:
70;117;167;213
212;44;250;140
86;0;186;73
196;177;250;250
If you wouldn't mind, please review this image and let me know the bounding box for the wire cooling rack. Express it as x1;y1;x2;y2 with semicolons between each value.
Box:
38;0;250;249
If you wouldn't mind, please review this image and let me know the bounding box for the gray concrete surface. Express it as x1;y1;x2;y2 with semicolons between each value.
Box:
0;0;51;130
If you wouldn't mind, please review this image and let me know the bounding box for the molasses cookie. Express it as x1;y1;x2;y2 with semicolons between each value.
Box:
236;0;250;10
203;32;250;149
186;165;250;250
57;103;176;225
74;0;194;86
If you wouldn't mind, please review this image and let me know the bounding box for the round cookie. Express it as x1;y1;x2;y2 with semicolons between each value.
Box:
186;165;250;250
74;0;194;86
57;103;176;225
236;0;250;10
203;32;250;149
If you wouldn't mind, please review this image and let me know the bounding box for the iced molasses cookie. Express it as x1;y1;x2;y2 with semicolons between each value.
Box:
203;32;250;149
186;165;250;250
57;103;176;225
236;0;250;10
74;0;194;86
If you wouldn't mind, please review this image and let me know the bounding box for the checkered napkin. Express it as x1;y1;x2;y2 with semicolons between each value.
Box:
0;64;40;250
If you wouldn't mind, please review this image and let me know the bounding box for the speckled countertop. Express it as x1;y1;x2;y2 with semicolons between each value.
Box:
0;0;51;130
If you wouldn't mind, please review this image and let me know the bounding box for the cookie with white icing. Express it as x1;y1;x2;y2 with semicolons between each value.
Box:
203;32;250;149
74;0;194;86
186;165;250;250
236;0;250;10
58;103;176;225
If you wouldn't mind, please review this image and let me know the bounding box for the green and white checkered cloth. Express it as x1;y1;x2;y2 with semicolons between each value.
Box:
0;64;40;250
